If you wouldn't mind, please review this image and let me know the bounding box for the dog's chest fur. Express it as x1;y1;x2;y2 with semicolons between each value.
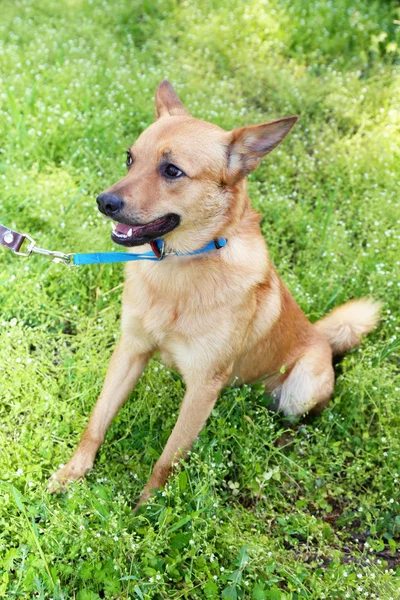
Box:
120;235;276;379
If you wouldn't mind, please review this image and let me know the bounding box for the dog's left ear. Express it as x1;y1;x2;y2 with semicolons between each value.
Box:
155;80;190;118
225;116;298;184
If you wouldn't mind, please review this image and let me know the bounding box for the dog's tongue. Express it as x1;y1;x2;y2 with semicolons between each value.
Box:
114;222;155;239
115;223;133;236
111;214;180;246
113;216;173;241
113;222;145;242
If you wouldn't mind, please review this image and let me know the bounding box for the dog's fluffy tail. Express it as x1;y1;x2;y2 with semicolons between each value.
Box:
315;299;381;355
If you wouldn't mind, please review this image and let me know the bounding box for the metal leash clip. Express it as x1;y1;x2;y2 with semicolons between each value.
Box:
14;234;72;265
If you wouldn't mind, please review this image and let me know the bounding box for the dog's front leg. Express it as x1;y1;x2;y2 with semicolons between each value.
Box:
49;336;153;491
137;367;232;507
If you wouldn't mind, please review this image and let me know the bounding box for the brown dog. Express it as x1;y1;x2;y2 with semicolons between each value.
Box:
50;81;380;504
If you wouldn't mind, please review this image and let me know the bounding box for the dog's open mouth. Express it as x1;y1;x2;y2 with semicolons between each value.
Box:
111;214;180;247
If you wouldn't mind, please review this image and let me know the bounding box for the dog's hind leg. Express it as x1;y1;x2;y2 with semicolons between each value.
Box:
49;336;153;491
274;341;334;417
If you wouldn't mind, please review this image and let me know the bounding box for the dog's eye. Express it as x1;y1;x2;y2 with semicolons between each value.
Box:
163;163;184;179
126;151;133;168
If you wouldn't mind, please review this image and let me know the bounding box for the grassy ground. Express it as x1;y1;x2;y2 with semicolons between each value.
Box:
0;0;399;598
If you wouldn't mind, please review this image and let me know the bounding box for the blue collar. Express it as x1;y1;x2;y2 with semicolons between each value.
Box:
72;237;227;266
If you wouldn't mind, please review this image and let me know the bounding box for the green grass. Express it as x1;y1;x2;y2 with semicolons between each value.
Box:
0;0;399;598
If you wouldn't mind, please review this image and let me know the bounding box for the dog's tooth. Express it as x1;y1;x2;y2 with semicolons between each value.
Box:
111;222;116;231
127;228;132;237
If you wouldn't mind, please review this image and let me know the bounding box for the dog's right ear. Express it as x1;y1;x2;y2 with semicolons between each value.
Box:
155;80;190;118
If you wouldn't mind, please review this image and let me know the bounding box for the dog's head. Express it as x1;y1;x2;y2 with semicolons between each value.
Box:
97;81;297;250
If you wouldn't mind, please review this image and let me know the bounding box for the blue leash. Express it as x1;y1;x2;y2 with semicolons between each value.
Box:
0;222;227;266
73;237;227;265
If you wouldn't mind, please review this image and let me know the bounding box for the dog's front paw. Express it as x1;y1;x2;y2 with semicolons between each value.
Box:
48;457;93;493
133;484;155;512
133;469;167;511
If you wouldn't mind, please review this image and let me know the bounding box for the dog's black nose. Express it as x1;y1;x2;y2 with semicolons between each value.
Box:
96;193;124;216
